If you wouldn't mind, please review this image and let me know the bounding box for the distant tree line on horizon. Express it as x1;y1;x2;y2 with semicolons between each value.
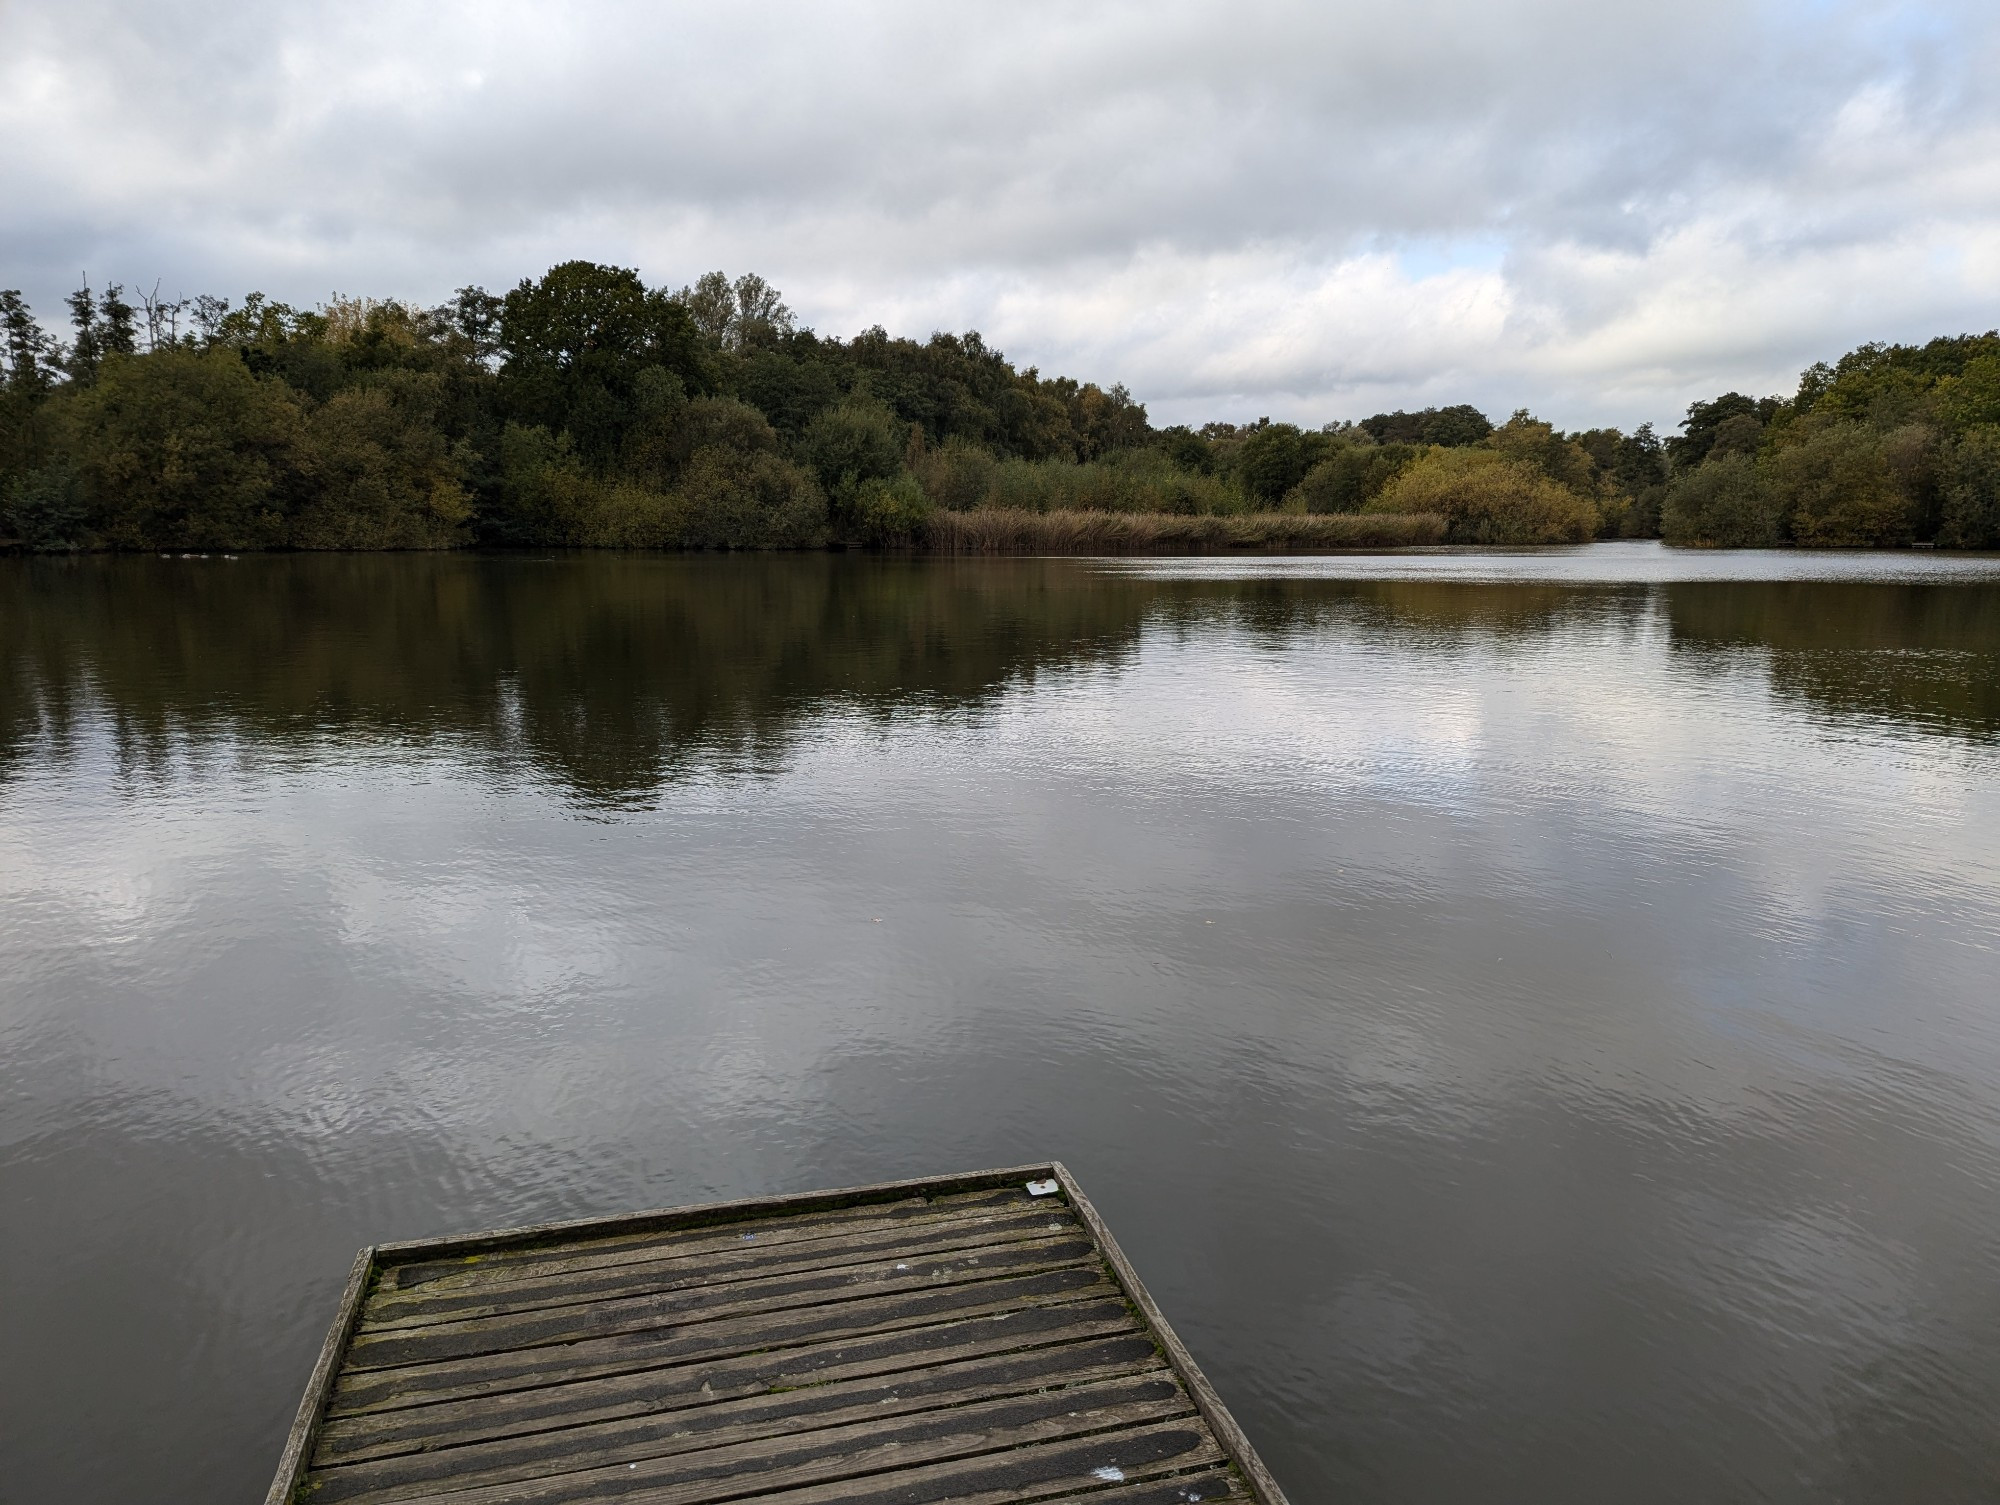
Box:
1654;340;2000;548
1;261;1995;552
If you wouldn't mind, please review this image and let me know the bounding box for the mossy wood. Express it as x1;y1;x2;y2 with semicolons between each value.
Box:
266;1162;1290;1505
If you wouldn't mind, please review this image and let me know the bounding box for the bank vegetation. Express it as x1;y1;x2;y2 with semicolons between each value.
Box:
1;264;1993;553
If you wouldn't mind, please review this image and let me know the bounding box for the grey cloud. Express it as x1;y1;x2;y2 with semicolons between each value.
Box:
2;0;1996;428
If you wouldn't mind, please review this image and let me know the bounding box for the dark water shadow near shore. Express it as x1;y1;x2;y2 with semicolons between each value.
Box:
5;553;1997;803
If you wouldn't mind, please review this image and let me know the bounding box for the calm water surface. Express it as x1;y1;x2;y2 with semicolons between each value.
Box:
3;545;1999;1503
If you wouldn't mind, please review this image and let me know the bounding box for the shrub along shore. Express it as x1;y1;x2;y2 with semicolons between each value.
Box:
2;262;1996;554
925;509;1445;553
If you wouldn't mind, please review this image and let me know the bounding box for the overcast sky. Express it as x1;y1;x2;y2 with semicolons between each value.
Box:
3;0;1997;430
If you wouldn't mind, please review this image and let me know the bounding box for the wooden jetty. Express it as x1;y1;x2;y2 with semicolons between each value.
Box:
267;1162;1290;1505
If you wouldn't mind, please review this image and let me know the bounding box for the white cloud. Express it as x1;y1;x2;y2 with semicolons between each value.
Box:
1;0;1996;428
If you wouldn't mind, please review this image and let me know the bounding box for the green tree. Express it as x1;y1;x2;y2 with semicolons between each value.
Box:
1236;422;1324;505
1660;453;1778;546
494;422;606;545
678;271;737;347
1360;404;1491;446
851;472;933;546
439;286;504;363
1616;423;1667;489
2;462;88;549
1062;382;1151;459
99;285;138;358
1288;443;1419;513
211;291;309;349
1484;410;1600;494
912;435;998;511
1707;412;1765;458
293;372;473;549
677;449;828;549
65;283;104;383
799;396;906;526
1158;425;1214;474
499;261;706;459
1763;422;1909;546
673;271;797;352
729;273;794;349
617;367;692;490
1574;423;1667;536
734;342;845;436
1933;354;2000;434
681;396;781;460
1;290;59;398
1367;448;1598;543
1424;404;1493;446
1938;426;2000;548
57;347;306;548
1668;393;1783;469
1794;333;2000;425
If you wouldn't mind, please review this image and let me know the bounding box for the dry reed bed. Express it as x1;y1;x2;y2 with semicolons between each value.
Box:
923;508;1446;554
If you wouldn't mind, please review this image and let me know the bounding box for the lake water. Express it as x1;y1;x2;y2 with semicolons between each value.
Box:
3;544;1999;1503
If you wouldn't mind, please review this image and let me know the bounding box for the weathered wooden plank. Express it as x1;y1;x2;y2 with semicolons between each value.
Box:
617;1416;1224;1505
309;1339;1170;1504
314;1296;1144;1466
366;1204;1080;1328
382;1192;1038;1297
351;1373;1194;1505
1042;1469;1248;1503
347;1231;1097;1371
383;1197;913;1290
378;1178;1046;1287
328;1265;1118;1417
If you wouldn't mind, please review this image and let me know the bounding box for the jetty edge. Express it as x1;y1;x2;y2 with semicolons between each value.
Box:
266;1160;1291;1505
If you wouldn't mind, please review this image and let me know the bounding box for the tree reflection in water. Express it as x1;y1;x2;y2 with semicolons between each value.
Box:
3;555;1996;808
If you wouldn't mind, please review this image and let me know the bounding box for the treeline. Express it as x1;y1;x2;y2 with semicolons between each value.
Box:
1658;338;2000;547
0;262;1993;551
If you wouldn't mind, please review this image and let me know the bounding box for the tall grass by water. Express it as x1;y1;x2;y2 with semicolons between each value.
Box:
924;508;1445;553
